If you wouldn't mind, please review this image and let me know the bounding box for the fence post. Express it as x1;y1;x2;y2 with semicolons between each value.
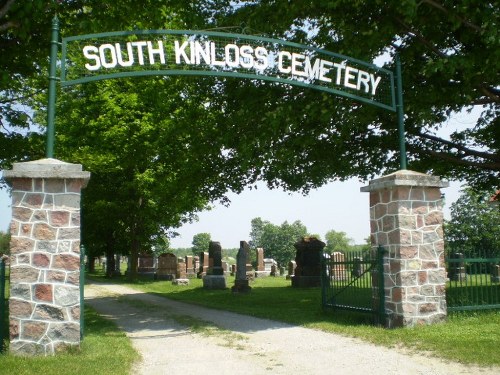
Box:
80;245;85;340
0;258;5;353
376;246;386;325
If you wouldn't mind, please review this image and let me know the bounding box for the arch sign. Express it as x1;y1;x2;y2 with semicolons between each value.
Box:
47;19;406;168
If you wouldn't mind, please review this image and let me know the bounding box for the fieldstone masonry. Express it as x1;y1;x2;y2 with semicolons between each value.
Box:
3;159;90;355
361;170;448;328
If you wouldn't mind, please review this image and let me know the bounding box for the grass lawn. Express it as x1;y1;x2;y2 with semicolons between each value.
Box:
0;305;139;375
89;271;500;367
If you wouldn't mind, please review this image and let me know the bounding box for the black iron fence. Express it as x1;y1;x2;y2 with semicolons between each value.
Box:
446;249;500;312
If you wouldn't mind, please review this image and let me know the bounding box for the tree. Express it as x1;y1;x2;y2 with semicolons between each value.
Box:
191;233;211;255
252;219;308;266
444;188;500;257
324;230;354;254
21;3;247;280
216;1;499;191
0;230;10;255
249;217;269;248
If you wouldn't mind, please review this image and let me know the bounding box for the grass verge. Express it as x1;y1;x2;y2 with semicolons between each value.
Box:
0;305;139;375
88;272;500;367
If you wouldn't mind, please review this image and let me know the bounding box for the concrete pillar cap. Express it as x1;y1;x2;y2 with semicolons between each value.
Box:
2;158;90;182
360;170;449;192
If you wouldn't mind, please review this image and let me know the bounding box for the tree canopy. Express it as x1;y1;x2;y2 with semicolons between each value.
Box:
444;188;500;257
191;233;211;255
218;0;499;190
1;1;498;274
249;217;308;266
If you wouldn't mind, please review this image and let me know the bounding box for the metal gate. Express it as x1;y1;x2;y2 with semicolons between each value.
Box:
446;249;500;312
321;246;386;323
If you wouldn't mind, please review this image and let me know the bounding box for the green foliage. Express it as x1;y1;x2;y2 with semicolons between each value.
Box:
191;233;211;255
0;231;10;255
219;1;499;191
444;188;500;256
324;230;354;253
249;217;308;266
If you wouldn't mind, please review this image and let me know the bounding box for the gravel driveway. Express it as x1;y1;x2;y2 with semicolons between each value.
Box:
84;281;498;375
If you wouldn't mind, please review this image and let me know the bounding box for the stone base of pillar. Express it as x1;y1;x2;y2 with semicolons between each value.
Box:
3;159;90;355
362;170;449;328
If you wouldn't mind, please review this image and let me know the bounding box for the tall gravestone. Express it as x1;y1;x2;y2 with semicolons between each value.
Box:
203;242;226;289
361;170;448;327
232;241;252;293
3;159;90;355
254;248;267;278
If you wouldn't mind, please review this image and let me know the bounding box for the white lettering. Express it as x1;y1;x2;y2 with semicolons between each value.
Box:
254;46;268;70
225;43;240;68
116;43;134;67
304;57;320;80
131;41;148;65
239;45;254;69
344;66;358;89
370;74;382;95
147;40;165;64
194;41;211;65
319;60;333;83
83;45;100;71
210;42;225;66
99;44;117;69
291;53;306;77
357;70;370;93
333;63;346;85
175;41;190;64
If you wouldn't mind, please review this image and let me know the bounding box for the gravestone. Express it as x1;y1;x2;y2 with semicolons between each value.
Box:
172;259;189;286
193;256;200;276
203;242;226;289
232;241;252;293
352;257;363;277
331;252;348;280
291;237;325;287
243;241;254;281
230;264;236;276
448;252;467;282
197;252;209;278
185;255;196;278
254;248;267;278
156;253;177;280
286;260;296;280
138;254;155;276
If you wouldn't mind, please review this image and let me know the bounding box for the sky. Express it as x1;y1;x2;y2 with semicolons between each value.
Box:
0;174;464;248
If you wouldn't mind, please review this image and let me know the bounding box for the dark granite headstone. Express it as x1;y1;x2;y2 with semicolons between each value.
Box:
291;237;325;287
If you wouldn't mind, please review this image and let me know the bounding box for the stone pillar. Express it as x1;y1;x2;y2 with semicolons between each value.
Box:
3;159;90;355
361;170;448;328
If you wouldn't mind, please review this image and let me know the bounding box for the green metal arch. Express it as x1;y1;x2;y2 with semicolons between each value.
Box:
61;29;396;112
